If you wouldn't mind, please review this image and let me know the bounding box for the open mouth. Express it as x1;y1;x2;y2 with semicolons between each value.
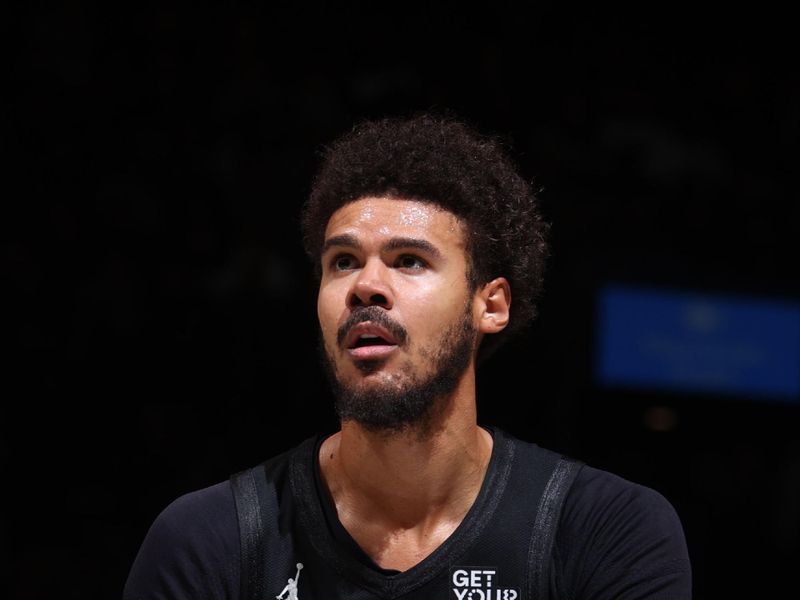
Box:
344;324;401;360
350;333;394;349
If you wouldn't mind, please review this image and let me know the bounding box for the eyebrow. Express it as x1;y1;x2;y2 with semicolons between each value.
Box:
321;234;443;260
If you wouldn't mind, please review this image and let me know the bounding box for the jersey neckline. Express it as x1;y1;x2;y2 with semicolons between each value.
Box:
287;425;516;598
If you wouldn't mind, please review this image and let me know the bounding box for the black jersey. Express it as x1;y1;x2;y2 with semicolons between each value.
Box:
123;427;691;599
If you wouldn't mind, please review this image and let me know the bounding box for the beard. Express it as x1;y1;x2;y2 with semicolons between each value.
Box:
319;303;477;434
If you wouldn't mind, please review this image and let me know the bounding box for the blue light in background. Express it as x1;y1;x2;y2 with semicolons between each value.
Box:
595;285;800;402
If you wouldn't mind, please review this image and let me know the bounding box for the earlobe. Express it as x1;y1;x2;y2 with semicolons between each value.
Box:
477;277;511;334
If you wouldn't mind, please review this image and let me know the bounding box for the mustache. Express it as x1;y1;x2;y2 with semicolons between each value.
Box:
336;306;409;349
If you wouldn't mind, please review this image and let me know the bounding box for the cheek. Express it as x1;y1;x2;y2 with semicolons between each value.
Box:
403;279;471;333
317;289;339;339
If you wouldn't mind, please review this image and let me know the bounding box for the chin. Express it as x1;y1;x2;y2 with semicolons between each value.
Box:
352;357;393;375
349;368;409;393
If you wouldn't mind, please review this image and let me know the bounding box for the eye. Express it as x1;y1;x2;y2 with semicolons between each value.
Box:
396;254;426;270
332;254;358;271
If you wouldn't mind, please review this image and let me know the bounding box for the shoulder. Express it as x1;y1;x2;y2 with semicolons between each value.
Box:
154;479;238;540
562;464;686;546
554;464;692;598
123;480;240;600
122;438;317;600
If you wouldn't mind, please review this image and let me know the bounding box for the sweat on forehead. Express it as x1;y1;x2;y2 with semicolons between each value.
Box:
322;198;466;256
324;197;460;231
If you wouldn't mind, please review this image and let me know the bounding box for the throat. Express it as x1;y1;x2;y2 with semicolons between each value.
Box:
343;517;458;572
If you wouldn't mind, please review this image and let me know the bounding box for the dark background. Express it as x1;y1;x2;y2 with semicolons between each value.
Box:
5;3;798;599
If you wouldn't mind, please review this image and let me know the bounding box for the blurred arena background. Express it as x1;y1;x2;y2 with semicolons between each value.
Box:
5;3;798;598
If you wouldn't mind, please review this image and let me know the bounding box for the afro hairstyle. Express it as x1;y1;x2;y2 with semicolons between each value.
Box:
301;112;549;360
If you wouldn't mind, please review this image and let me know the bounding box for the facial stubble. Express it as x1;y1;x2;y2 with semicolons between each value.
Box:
319;302;477;434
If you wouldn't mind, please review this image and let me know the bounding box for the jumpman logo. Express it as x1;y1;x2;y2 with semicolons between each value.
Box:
276;563;303;600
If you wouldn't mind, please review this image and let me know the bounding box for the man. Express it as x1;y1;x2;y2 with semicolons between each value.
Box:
124;114;692;599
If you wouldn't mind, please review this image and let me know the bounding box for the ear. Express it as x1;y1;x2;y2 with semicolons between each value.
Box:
475;277;511;334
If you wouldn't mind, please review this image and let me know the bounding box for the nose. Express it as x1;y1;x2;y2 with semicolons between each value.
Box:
347;258;394;309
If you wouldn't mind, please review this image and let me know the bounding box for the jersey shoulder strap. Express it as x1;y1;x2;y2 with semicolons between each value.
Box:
230;466;266;600
527;456;583;599
230;443;301;600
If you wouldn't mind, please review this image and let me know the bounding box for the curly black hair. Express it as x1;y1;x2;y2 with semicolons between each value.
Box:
301;113;549;360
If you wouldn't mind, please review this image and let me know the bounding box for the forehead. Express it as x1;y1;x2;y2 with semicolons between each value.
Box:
324;197;466;248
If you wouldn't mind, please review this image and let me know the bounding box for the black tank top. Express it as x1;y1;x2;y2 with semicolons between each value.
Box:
231;427;582;600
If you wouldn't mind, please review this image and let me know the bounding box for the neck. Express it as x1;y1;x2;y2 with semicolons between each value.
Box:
317;368;495;571
318;373;493;532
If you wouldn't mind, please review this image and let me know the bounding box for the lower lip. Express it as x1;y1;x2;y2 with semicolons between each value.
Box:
347;344;398;360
